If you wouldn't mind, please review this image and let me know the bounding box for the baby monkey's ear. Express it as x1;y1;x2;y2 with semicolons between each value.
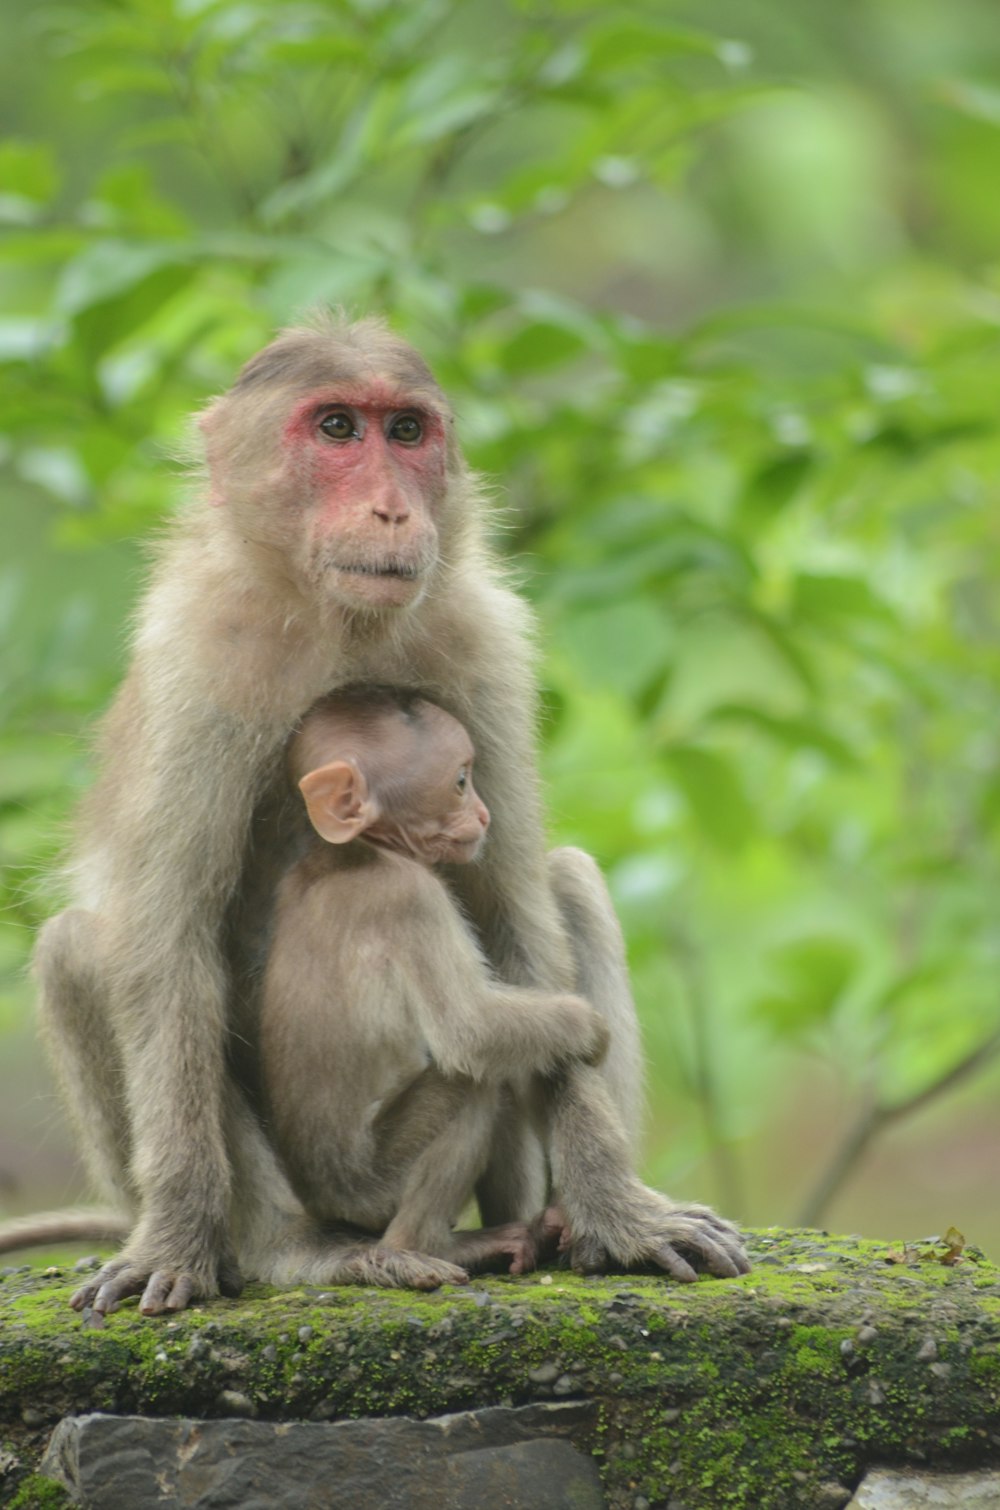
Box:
298;759;380;844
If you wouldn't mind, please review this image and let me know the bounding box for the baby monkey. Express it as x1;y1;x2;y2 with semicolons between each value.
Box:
259;687;610;1287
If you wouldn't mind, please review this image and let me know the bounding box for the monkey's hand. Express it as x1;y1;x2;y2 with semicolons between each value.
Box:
560;1185;750;1283
70;1244;244;1318
579;1005;611;1067
551;998;610;1068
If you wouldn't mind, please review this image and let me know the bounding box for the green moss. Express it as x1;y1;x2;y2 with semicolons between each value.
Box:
970;1347;1000;1383
4;1229;1000;1508
790;1323;846;1377
6;1474;72;1508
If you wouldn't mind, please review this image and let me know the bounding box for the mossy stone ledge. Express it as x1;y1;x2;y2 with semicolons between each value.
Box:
2;1227;1000;1509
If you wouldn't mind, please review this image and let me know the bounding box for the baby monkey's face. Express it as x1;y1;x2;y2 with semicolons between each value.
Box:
295;695;491;864
368;702;490;865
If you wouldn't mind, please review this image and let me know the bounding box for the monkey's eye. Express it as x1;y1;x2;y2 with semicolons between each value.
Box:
456;768;469;793
389;414;423;445
319;411;356;441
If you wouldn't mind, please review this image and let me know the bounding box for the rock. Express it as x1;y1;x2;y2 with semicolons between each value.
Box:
815;1483;852;1508
41;1403;602;1509
216;1389;256;1417
849;1468;1000;1507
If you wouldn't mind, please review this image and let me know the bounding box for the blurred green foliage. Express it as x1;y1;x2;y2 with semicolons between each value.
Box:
2;0;1000;1227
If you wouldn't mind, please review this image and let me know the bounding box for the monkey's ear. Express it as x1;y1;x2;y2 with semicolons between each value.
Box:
298;760;379;844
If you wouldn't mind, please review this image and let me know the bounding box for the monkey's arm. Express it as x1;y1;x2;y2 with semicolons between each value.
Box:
404;870;608;1083
437;584;578;995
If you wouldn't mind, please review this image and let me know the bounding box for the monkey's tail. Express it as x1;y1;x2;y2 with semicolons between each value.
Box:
0;1209;128;1256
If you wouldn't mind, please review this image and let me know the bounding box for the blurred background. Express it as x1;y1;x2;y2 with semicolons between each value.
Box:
2;0;999;1255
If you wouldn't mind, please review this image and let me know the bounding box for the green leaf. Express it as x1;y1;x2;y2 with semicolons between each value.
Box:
56;241;190;319
56;241;197;359
76;63;175;99
792;573;897;627
499;320;588;373
754;936;860;1038
663;745;756;849
557;599;674;697
259;90;397;223
0;140;60;203
874;964;949;1022
88;164;190;236
394;84;505;147
582;19;731;71
740;453;813;523
706;704;856;764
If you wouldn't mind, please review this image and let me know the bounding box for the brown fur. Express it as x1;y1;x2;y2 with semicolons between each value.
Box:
16;314;746;1315
258;692;608;1279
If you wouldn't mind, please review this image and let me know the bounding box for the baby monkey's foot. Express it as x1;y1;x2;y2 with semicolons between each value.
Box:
450;1221;538;1275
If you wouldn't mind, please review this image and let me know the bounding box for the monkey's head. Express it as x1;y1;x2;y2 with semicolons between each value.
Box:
198;314;469;613
291;689;491;865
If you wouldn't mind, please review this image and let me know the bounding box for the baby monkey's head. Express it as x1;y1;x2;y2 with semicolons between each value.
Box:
289;686;490;865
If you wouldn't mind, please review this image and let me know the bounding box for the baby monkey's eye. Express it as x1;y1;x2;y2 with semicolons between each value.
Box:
456;768;469;793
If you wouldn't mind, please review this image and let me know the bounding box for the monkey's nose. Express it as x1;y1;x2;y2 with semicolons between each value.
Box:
372;490;411;525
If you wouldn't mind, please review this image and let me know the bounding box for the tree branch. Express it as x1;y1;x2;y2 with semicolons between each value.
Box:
797;1025;1000;1228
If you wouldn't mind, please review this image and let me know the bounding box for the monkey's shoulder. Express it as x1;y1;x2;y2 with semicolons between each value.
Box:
275;843;444;926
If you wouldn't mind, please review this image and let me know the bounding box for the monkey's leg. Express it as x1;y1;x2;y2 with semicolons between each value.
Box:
40;910;245;1318
547;846;644;1146
378;1074;498;1255
544;848;751;1282
34;910;135;1212
474;843;639;1229
228;1089;471;1292
547;1066;750;1280
266;1227;471;1290
473;1082;547;1228
378;1075;539;1279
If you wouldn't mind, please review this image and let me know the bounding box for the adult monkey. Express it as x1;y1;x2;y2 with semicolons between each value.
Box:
28;314;748;1316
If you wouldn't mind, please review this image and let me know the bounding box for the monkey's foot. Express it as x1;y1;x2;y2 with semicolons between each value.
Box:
561;1187;750;1282
70;1248;244;1317
450;1220;538;1276
339;1244;470;1290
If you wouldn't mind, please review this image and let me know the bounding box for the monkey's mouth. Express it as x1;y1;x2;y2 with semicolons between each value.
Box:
325;556;429;610
434;834;486;864
339;561;421;581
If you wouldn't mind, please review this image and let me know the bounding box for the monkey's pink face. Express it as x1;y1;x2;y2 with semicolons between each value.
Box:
281;382;449;610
